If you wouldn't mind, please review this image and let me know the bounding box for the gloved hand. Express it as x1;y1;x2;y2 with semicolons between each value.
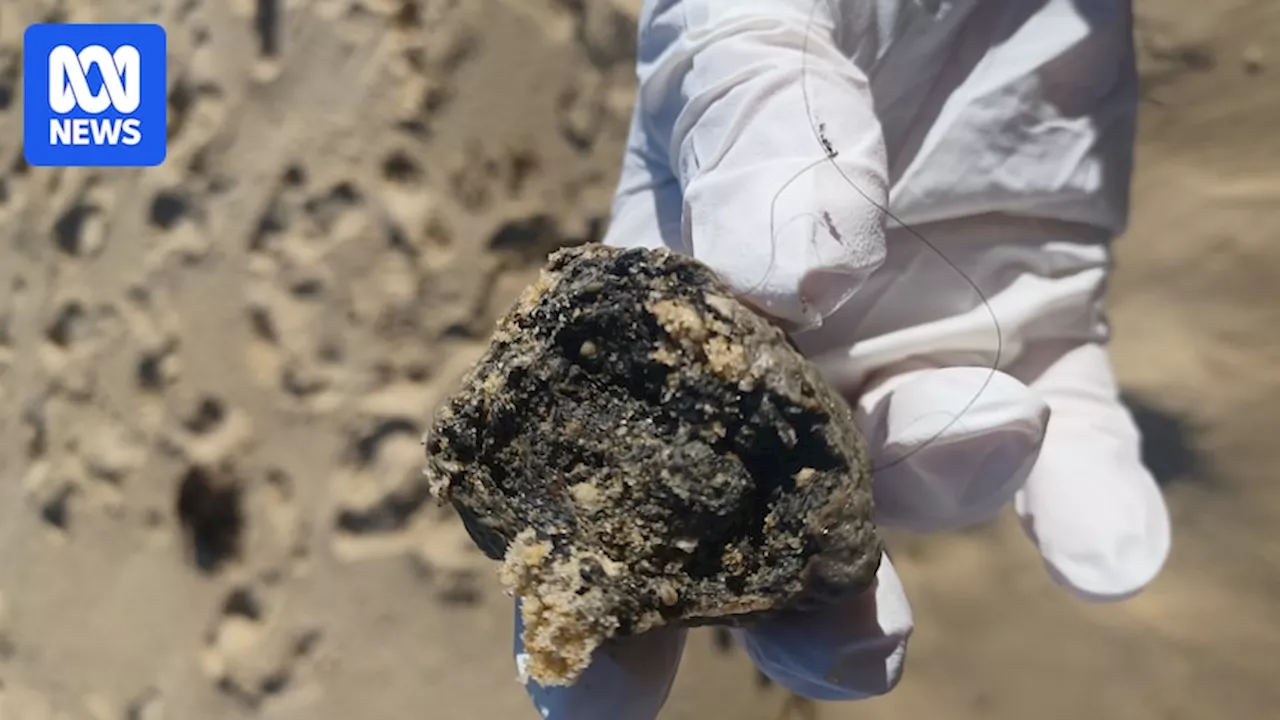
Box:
515;1;1171;717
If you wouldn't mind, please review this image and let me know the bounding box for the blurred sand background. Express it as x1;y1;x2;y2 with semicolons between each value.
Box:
0;0;1277;718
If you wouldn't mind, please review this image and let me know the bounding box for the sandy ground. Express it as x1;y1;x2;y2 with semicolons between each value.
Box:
0;1;1277;718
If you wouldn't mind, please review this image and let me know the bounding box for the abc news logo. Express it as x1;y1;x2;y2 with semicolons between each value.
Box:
23;24;166;167
47;43;144;146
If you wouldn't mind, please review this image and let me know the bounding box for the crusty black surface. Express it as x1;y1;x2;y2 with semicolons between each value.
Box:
423;243;881;685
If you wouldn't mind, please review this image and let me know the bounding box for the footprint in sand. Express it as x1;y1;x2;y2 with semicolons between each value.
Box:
199;583;323;711
39;293;122;401
19;388;150;537
243;167;365;413
329;392;488;605
74;415;149;517
143;186;213;268
146;63;232;270
114;281;186;438
381;0;478;136
409;503;487;608
18;401;64;539
330;417;431;561
441;138;557;256
556;71;608;152
253;467;311;580
49;174;112;259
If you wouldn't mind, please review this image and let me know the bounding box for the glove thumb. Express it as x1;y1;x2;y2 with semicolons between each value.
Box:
515;599;686;720
854;365;1050;532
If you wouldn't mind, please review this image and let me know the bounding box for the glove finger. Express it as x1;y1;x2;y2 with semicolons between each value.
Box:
1012;341;1171;601
735;552;912;701
638;1;889;329
855;364;1050;533
515;599;687;720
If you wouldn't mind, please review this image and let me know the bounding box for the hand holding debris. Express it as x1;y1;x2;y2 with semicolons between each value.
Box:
424;244;883;686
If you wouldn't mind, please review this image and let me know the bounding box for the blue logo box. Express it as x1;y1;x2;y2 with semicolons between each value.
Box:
23;23;167;167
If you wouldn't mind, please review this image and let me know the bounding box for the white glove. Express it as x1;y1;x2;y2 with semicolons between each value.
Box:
516;0;1171;717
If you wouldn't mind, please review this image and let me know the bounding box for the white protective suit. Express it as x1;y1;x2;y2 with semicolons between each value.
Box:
516;1;1172;717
